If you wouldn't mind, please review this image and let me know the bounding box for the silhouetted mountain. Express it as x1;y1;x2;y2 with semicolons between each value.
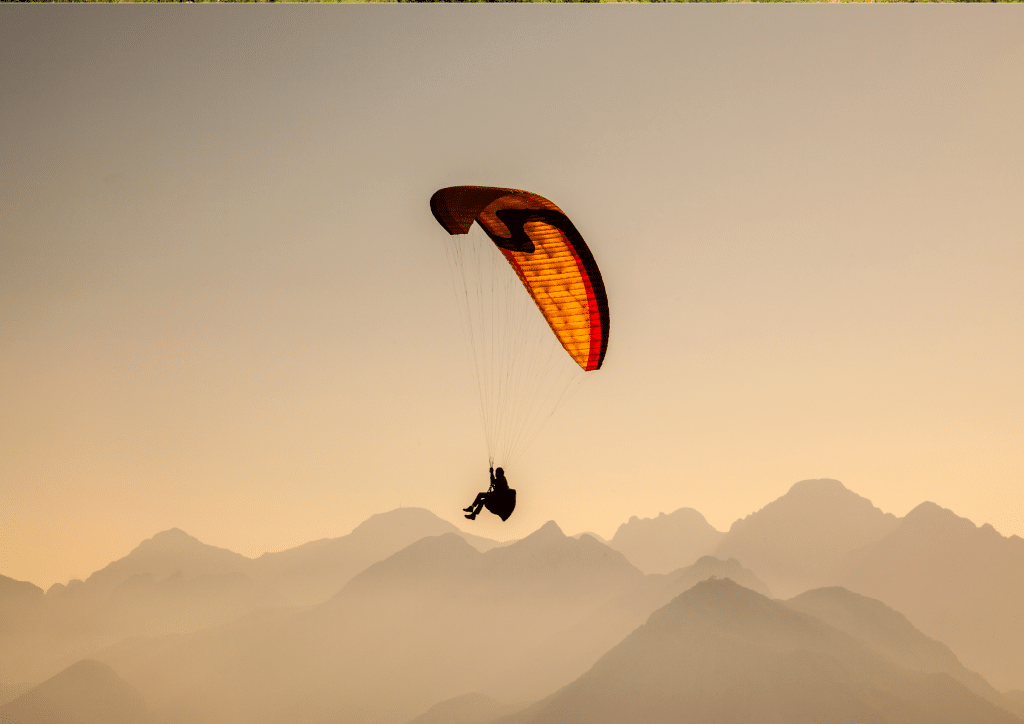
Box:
338;531;480;599
354;508;505;553
0;574;44;603
661;554;771;599
0;574;44;633
841;501;1024;692
250;507;506;605
0;682;35;708
70;528;253;598
0;576;49;690
497;578;1022;724
1006;691;1024;718
0;659;149;724
786;586;1017;713
608;507;724;574
406;692;525;724
3;530;282;684
714;478;899;597
465;522;643;604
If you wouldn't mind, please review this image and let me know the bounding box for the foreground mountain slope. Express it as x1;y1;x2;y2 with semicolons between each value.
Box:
406;692;526;724
496;578;1022;724
841;501;1024;691
0;658;149;724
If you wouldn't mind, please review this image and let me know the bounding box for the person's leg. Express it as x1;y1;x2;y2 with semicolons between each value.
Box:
464;492;486;512
466;493;491;518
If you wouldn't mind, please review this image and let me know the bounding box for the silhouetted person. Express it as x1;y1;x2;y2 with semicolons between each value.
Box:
464;467;517;521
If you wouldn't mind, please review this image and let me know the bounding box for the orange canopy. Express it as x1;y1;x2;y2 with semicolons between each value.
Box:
430;186;609;371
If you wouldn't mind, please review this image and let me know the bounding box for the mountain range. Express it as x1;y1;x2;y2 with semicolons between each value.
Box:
609;479;1024;691
2;478;1022;723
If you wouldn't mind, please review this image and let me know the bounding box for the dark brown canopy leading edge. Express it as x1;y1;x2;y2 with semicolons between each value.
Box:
430;186;521;235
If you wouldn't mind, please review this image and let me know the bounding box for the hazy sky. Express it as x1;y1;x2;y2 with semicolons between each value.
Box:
2;6;1022;589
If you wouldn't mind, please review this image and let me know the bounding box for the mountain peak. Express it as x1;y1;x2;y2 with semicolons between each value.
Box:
725;478;893;532
339;533;480;596
521;520;565;542
481;520;642;592
350;508;458;539
609;507;724;574
904;500;959;522
1;659;148;724
899;502;1011;541
715;479;899;598
129;528;215;557
785;478;851;497
147;528;197;544
0;574;45;601
80;526;253;592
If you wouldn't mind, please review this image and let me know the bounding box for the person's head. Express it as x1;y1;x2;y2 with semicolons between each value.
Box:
495;467;504;478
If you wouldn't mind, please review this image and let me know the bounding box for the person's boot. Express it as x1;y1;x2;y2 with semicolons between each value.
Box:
465;513;476;520
463;505;475;512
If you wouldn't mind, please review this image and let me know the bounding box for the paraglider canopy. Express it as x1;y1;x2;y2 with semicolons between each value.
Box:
431;186;609;372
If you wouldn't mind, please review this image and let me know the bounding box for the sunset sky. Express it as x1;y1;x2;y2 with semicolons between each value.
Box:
2;6;1022;590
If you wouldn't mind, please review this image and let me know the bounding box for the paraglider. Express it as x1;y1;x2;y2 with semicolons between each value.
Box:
463;467;516;521
430;186;609;521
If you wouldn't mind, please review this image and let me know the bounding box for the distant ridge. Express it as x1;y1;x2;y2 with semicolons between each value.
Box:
0;574;45;602
78;527;252;594
572;531;608;544
841;500;1024;692
608;507;724;574
0;574;45;638
714;478;899;597
251;507;507;604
